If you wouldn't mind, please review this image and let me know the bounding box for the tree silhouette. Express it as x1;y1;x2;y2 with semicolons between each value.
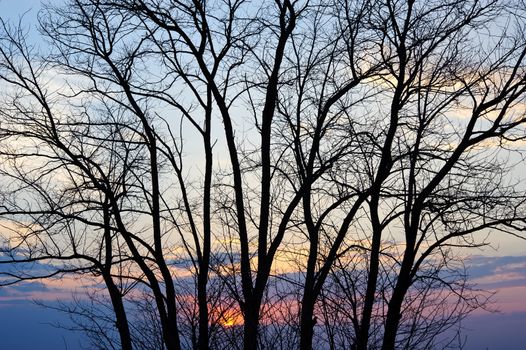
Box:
1;0;526;349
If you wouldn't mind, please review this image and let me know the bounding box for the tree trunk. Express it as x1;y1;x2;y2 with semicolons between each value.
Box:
104;277;133;350
355;234;381;350
381;259;413;350
299;294;316;350
243;302;260;350
197;268;209;350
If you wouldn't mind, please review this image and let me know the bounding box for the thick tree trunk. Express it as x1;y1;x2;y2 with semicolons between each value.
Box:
356;199;384;350
299;233;317;350
355;234;382;350
104;278;133;350
163;314;182;350
381;291;404;350
197;265;209;350
299;295;316;350
381;258;413;350
198;101;213;350
243;302;260;350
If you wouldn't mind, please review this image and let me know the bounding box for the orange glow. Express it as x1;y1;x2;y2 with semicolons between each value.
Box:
213;306;244;327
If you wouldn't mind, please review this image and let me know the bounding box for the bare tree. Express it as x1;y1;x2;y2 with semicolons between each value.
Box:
2;1;526;350
348;1;526;349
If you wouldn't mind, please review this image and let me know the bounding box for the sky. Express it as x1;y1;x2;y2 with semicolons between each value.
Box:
0;0;525;349
0;254;525;349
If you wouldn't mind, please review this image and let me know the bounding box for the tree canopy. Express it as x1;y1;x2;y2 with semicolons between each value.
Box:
1;0;526;349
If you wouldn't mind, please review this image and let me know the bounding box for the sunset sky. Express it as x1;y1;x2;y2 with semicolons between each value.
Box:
0;253;525;349
1;0;526;349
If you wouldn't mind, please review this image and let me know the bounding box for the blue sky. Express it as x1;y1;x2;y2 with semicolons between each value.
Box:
0;301;84;349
